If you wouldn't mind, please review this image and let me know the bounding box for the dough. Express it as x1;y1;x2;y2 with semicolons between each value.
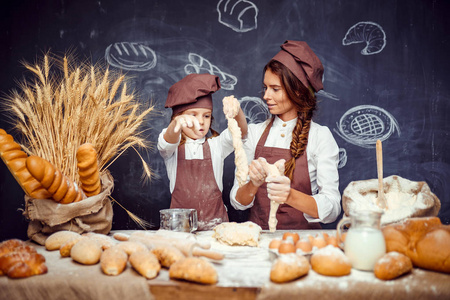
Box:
212;221;262;247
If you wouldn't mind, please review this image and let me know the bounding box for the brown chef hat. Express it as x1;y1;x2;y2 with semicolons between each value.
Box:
165;73;221;115
272;40;324;92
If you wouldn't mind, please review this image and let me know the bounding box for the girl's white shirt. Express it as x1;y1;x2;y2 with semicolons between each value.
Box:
157;128;234;192
229;116;341;224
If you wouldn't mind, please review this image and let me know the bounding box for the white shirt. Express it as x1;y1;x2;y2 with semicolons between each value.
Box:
229;116;341;224
157;128;234;192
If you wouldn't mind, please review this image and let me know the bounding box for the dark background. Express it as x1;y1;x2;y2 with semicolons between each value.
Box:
1;0;449;241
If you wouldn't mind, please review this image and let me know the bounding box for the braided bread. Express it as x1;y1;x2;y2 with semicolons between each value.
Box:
0;239;47;278
76;143;101;197
0;128;51;199
26;155;86;204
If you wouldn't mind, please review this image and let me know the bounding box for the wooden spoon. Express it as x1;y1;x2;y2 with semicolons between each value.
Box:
376;140;387;209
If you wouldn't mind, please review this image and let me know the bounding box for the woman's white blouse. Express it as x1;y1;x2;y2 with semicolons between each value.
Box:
157;128;234;192
229;116;341;224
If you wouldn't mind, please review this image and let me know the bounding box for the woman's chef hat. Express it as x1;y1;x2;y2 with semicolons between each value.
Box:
165;73;221;115
272;40;324;92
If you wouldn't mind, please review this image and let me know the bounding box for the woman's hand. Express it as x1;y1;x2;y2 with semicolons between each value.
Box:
266;175;291;204
248;158;267;187
173;115;200;133
223;96;240;118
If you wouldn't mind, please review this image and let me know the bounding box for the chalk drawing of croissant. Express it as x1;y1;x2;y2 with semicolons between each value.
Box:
217;0;258;33
184;53;238;90
239;96;271;124
342;22;386;55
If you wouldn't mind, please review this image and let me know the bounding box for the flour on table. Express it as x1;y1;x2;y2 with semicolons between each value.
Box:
212;221;262;247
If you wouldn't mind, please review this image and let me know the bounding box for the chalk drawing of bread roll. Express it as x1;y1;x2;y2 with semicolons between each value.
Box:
217;0;258;33
342;22;386;55
105;42;157;71
333;105;400;148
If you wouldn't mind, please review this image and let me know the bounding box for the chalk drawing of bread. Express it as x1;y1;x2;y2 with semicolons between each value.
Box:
334;105;400;148
105;42;157;71
184;53;238;91
342;22;386;55
217;0;258;33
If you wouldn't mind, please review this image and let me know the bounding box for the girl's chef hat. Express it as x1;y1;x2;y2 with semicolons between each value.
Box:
165;73;221;115
272;40;324;92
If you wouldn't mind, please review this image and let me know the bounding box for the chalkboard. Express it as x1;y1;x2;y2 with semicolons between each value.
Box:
1;0;449;241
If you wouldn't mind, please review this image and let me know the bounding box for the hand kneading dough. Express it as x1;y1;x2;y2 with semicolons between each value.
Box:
100;247;128;276
70;238;102;265
270;253;310;283
311;245;352;276
45;231;81;251
169;257;217;284
129;250;161;279
213;221;262;247
374;251;412;280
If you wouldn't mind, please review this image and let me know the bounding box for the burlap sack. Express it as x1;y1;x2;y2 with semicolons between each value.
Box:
23;171;114;245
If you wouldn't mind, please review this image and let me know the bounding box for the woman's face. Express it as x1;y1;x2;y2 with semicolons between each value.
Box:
263;69;297;121
181;108;212;140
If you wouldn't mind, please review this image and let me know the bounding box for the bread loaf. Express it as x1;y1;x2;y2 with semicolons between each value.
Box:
76;143;102;196
169;257;218;284
374;251;412;280
70;238;103;265
45;230;81;251
26;155;86;204
114;241;148;256
270;253;310;283
383;217;450;273
129;250;161;279
151;245;185;268
82;232;116;250
60;236;86;257
100;247;128;276
0;129;51;199
310;245;352;276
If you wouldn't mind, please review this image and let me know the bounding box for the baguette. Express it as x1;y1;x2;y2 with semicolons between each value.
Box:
76;143;102;197
0;129;51;199
26;155;86;204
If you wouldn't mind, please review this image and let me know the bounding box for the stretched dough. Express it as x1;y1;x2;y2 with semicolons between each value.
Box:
259;158;283;232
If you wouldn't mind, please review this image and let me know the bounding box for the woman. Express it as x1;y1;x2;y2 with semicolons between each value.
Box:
158;73;247;230
230;40;341;229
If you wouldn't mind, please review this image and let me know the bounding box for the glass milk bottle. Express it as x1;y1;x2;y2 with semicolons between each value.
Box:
337;210;386;271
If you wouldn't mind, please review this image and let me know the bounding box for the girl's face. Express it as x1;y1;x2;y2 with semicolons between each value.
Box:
181;108;212;140
263;69;297;122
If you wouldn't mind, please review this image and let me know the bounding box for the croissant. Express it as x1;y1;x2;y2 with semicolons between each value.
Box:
0;239;47;278
0;128;51;199
26;155;86;204
76;143;101;196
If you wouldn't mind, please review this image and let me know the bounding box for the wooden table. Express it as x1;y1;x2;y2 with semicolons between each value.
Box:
1;230;449;300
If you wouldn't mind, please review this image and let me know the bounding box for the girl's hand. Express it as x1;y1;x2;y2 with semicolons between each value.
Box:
173;115;201;133
223;96;240;118
266;175;291;204
248;158;267;187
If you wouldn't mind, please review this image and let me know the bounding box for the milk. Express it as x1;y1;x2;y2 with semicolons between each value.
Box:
344;227;386;271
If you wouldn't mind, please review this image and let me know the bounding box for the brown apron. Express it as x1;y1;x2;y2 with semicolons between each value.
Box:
170;141;229;230
248;119;321;230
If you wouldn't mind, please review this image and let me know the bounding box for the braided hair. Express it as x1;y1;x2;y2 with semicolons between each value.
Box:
263;60;317;180
170;112;220;146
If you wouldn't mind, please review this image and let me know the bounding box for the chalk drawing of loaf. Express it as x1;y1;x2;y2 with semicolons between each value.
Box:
217;0;258;33
334;105;400;148
105;42;157;71
184;53;238;90
342;22;386;55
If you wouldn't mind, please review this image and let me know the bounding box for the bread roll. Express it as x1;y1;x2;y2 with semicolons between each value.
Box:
45;231;81;251
151;245;185;268
270;253;310;283
169;257;217;284
60;236;87;257
26;155;86;204
76;143;102;197
129;250;161;279
0;239;37;276
70;238;102;265
0;251;48;278
0;129;51;199
82;232;116;250
100;247;128;276
374;252;412;280
383;217;450;273
311;245;352;276
114;241;147;256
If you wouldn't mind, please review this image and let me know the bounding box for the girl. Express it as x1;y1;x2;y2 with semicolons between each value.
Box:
158;73;247;230
230;41;341;229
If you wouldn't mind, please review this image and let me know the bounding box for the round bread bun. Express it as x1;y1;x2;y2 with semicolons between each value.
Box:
311;245;352;276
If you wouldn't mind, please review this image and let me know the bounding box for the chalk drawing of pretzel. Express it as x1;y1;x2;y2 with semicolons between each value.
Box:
342;21;386;55
217;0;258;33
184;53;238;90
